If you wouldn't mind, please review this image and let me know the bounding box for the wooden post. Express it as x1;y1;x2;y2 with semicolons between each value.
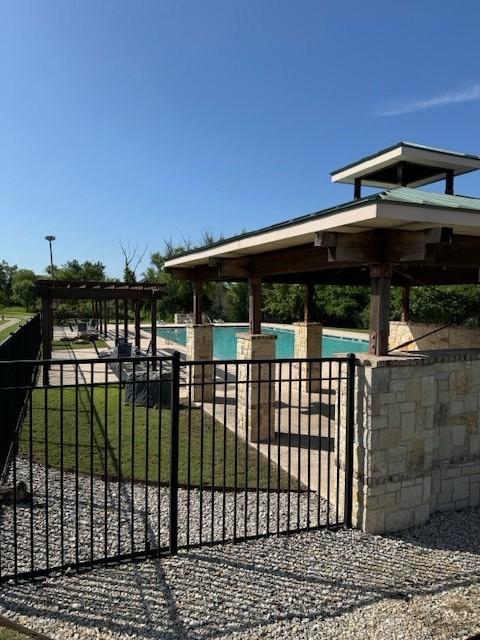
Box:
41;296;52;386
369;265;392;356
151;299;157;369
193;280;203;324
248;275;262;334
104;300;108;337
115;299;119;343
401;286;410;322
134;301;141;349
304;283;314;323
445;169;454;195
354;178;362;200
123;300;128;341
397;161;407;186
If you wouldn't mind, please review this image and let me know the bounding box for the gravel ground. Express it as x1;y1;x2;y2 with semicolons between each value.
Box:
0;458;330;579
1;507;480;639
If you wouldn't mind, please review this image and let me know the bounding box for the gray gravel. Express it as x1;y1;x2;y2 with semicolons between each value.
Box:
1;505;480;639
0;458;329;579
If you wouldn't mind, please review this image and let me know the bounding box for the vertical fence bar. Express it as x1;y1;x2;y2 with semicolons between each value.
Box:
222;363;227;544
169;351;180;555
60;364;65;571
157;359;164;554
233;363;239;542
131;360;136;558
44;382;49;574
211;364;216;545
344;354;356;529
144;360;150;553
186;363;192;550
104;362;109;566
90;362;94;568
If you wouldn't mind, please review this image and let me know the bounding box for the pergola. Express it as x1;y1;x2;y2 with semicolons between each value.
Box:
35;280;166;364
164;142;480;355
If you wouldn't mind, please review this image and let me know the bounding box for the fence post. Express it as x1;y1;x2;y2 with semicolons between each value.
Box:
169;350;180;554
343;353;356;528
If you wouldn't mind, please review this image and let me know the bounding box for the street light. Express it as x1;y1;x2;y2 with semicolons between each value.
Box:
45;235;56;277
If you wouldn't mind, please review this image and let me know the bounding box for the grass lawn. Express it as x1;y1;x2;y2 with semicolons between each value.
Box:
0;306;33;318
52;339;109;351
0;627;33;640
0;320;23;344
24;385;295;490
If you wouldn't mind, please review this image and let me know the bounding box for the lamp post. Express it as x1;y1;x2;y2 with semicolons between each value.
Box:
45;235;56;278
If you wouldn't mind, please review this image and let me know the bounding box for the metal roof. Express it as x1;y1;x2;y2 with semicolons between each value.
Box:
379;187;480;210
165;187;480;265
330;141;480;177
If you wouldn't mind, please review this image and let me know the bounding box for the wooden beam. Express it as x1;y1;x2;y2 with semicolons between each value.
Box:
445;169;454;195
249;275;262;334
208;257;250;279
115;299;119;342
193;280;203;324
401;286;410;322
369;265;392;356
123;300;128;341
134;301;141;348
304;283;314;323
354;178;362;200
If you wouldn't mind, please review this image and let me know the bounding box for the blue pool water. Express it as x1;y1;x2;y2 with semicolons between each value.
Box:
152;325;368;359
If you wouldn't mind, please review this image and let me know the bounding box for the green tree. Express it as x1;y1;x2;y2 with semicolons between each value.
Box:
0;260;17;306
11;269;37;310
52;259;106;281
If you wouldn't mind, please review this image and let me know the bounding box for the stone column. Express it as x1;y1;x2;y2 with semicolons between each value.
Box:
337;354;435;534
237;333;276;443
186;324;214;401
293;322;323;393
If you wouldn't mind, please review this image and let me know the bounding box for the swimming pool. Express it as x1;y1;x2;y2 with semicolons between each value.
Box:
150;325;368;359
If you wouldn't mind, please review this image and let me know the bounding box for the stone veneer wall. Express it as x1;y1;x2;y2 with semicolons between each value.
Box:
186;324;214;401
237;333;277;442
339;350;480;534
293;322;323;393
389;321;480;352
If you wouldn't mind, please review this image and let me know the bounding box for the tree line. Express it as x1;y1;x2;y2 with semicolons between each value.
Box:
1;244;479;329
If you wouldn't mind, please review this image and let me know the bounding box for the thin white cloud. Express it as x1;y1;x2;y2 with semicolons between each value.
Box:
377;84;480;116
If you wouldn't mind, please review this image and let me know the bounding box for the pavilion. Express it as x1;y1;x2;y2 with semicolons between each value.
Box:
164;141;480;356
164;142;480;534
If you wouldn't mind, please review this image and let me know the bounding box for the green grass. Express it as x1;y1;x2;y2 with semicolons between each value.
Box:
24;385;295;490
0;628;31;640
0;306;33;318
0;320;23;344
52;339;109;351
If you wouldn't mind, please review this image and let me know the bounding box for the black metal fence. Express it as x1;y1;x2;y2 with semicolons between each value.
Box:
0;351;355;583
0;314;41;480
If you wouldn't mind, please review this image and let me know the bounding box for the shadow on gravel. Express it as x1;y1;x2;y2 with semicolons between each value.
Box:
1;508;480;638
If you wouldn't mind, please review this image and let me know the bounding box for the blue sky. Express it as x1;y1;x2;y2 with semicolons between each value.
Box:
2;0;480;278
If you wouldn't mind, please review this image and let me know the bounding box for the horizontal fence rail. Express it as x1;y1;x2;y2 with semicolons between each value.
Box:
0;350;355;583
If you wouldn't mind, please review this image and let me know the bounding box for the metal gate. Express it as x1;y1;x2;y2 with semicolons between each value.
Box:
0;351;355;583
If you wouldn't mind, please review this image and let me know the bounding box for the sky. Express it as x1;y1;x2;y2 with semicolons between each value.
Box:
2;0;480;278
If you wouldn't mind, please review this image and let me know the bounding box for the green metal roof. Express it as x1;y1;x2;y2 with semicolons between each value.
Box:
330;141;480;177
166;187;480;263
379;186;480;210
